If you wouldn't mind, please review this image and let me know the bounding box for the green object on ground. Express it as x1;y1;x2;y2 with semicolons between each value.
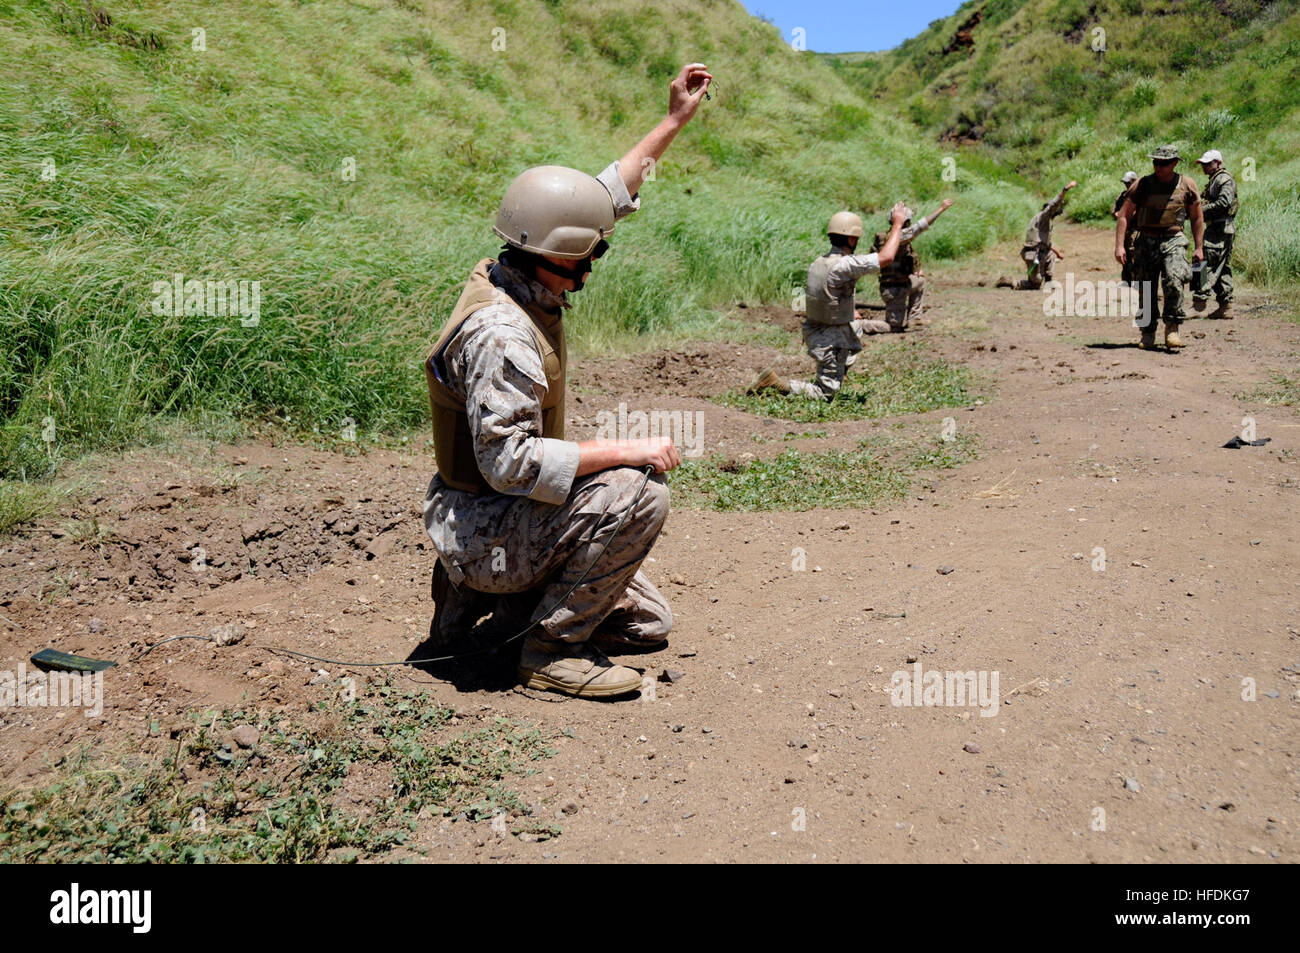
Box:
30;648;117;673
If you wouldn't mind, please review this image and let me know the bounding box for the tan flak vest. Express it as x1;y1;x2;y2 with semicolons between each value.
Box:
1131;173;1196;235
425;259;566;494
805;251;856;326
872;231;917;287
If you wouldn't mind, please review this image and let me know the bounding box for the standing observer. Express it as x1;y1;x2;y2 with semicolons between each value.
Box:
1192;149;1238;320
1115;145;1205;350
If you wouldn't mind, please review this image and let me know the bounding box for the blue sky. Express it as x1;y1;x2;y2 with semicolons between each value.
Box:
739;0;968;53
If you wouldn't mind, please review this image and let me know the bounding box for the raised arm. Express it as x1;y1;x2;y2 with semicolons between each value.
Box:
928;197;955;223
1048;181;1077;217
903;198;953;241
616;63;712;197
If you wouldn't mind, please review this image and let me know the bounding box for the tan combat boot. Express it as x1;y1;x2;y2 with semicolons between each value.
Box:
747;368;790;395
1191;297;1208;316
518;636;642;698
1164;323;1184;348
1211;302;1234;320
1138;326;1157;350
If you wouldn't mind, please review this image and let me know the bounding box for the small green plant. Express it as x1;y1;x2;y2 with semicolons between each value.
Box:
1186;108;1237;143
1237;374;1299;407
0;689;556;863
716;342;976;423
64;515;116;552
669;431;977;511
0;481;62;536
783;429;829;440
1053;118;1092;159
1126;77;1158;110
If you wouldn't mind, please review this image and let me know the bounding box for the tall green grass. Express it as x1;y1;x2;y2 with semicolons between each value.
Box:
0;0;1034;481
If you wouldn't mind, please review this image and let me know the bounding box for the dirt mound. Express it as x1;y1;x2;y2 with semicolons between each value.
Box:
571;341;786;401
0;454;425;607
735;302;804;335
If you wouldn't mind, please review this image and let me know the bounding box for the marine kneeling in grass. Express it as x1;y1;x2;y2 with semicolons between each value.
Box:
749;202;909;401
872;197;954;332
421;64;711;699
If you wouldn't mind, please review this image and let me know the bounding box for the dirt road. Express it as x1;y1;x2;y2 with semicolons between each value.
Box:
3;225;1296;862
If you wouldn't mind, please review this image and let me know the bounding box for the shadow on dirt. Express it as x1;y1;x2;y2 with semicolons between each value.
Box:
406;619;522;692
1084;341;1175;351
407;617;660;700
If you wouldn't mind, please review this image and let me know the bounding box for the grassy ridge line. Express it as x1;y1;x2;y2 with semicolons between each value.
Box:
0;0;1036;481
825;0;1300;289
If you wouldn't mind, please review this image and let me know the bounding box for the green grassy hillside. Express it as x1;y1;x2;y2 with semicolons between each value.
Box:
826;0;1300;288
0;0;1036;480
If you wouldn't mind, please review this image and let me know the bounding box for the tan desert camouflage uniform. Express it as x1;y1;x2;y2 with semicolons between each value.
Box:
789;248;883;400
874;215;932;330
422;161;671;646
1017;188;1067;289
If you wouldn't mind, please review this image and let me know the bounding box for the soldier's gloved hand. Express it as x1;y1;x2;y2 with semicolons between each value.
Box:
626;436;681;473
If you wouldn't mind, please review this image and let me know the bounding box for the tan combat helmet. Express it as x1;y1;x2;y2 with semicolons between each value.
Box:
493;166;615;259
827;210;864;238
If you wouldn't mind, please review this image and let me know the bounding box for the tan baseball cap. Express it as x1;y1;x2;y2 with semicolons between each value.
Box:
1197;149;1223;165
